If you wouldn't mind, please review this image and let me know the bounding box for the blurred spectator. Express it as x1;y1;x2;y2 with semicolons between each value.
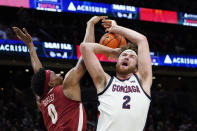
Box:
6;27;19;40
0;68;197;131
32;33;39;42
0;24;7;39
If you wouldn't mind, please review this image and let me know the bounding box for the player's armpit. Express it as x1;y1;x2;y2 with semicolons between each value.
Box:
63;61;85;90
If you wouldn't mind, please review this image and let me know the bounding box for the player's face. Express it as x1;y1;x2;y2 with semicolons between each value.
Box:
116;49;138;75
50;71;63;86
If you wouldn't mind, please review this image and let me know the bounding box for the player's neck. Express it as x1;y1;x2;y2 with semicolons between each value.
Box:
116;73;133;80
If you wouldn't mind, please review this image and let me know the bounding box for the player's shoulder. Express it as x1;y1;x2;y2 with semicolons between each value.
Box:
105;73;112;81
46;85;62;95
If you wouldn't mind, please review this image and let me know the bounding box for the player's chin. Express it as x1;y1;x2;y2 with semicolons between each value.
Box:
119;64;130;70
56;77;63;86
117;67;128;74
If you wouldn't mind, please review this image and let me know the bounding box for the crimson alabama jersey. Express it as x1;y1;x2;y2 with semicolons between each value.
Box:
40;85;87;131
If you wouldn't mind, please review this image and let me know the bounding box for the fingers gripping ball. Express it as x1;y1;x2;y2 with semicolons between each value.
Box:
99;33;126;48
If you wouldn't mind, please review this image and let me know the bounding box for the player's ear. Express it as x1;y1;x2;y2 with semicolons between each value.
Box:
134;68;138;73
134;64;138;73
48;81;55;87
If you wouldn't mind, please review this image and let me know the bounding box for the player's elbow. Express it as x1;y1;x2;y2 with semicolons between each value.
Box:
80;42;88;54
135;35;149;47
138;35;148;43
80;42;93;55
80;43;86;56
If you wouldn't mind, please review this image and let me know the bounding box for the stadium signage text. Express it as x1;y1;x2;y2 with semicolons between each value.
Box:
44;42;72;50
67;1;107;14
173;57;197;64
112;4;136;12
0;39;74;59
0;44;28;52
183;13;197;19
77;5;107;13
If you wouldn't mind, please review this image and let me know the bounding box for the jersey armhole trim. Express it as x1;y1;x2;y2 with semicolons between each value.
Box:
59;86;81;103
134;74;151;100
97;77;114;96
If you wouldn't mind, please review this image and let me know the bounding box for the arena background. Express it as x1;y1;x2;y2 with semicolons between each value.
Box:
0;0;197;130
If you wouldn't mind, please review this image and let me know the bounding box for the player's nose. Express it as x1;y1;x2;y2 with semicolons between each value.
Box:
57;73;64;79
56;73;61;77
124;56;129;60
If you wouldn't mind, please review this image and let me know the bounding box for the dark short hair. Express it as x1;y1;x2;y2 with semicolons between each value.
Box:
31;68;46;98
120;42;138;55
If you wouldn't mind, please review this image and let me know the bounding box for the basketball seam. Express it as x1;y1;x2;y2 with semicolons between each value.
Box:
102;35;109;45
104;35;119;47
117;36;122;48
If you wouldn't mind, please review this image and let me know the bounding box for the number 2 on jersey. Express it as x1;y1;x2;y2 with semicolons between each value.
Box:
122;95;131;109
48;104;58;124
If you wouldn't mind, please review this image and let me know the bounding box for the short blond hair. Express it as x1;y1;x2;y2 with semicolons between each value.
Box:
120;42;138;55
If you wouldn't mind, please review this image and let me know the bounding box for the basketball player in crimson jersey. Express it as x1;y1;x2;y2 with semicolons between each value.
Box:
80;19;152;131
12;16;107;131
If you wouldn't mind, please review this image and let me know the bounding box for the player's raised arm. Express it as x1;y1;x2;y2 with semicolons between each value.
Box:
80;42;120;93
63;16;107;90
83;16;107;43
102;19;152;95
12;27;43;111
12;27;43;73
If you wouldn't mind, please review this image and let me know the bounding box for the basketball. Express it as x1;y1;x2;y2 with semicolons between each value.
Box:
99;33;127;48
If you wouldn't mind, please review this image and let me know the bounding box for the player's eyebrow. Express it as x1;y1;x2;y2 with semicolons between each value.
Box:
129;54;137;57
121;52;127;56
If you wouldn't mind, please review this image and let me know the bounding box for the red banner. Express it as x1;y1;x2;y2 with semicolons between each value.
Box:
77;45;116;62
140;8;178;24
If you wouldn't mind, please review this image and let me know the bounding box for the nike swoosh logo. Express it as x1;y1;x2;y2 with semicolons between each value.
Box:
130;81;135;83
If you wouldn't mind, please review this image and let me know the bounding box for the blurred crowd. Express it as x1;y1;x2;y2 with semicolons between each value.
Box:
0;68;197;131
146;90;197;131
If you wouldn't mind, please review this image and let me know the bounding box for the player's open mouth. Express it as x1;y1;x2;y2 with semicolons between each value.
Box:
122;62;128;67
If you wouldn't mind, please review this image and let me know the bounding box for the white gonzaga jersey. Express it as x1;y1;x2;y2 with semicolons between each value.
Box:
96;74;151;131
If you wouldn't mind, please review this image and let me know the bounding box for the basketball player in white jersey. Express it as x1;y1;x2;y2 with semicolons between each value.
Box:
80;19;152;131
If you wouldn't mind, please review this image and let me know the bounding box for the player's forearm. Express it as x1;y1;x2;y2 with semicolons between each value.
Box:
74;57;86;74
115;25;147;46
28;43;43;73
83;22;95;43
80;42;114;57
78;22;95;69
75;21;96;74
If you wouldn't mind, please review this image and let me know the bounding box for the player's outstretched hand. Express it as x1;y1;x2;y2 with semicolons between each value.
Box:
12;27;33;47
87;16;108;25
102;19;118;33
